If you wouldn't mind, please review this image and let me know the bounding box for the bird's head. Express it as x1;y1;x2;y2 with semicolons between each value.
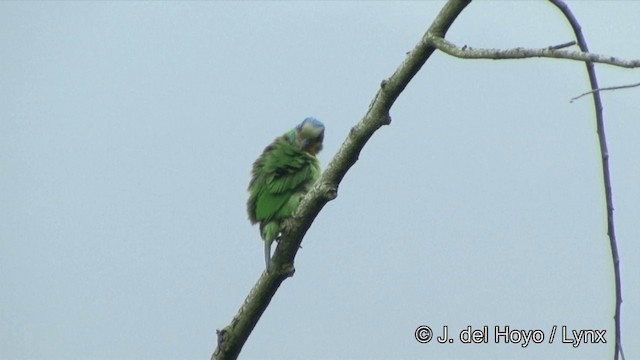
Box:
292;117;324;155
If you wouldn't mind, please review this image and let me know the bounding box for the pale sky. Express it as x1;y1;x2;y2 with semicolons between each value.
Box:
1;1;639;359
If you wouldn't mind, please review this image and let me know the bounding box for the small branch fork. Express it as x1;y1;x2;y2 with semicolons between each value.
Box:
427;36;640;68
426;1;633;358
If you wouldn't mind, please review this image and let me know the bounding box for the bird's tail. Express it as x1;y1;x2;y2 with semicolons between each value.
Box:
261;222;279;272
264;240;271;272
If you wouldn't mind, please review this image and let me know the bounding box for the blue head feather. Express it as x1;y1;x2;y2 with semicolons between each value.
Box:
295;117;324;154
297;117;324;131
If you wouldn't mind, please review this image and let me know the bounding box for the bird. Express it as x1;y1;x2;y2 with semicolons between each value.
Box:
247;117;325;271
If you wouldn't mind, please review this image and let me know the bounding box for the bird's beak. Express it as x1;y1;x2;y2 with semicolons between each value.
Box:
304;141;322;155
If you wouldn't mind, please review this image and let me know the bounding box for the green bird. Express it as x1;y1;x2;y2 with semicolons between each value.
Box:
247;117;325;271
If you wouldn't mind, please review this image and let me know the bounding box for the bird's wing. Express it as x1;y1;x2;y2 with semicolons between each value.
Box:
252;140;319;222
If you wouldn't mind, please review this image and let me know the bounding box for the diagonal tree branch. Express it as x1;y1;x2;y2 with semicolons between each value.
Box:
427;36;640;68
548;1;625;359
212;1;472;359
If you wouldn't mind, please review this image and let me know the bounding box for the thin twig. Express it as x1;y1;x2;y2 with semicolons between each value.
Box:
548;1;625;360
571;81;640;102
427;36;640;68
548;40;576;50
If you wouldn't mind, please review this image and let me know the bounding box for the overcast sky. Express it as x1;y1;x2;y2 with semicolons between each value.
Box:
1;1;639;359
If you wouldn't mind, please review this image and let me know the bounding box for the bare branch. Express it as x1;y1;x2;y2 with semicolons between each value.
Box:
548;1;625;360
427;36;640;68
571;81;640;102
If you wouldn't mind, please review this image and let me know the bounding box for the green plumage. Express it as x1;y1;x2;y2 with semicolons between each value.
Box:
247;118;324;271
